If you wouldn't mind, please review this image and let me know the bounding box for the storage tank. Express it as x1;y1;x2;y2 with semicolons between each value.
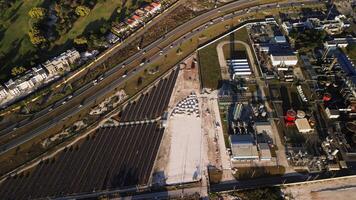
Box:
285;109;296;122
323;93;332;102
297;110;306;118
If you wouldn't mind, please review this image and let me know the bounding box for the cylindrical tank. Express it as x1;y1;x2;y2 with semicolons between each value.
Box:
323;93;332;102
297;110;306;118
285;109;296;122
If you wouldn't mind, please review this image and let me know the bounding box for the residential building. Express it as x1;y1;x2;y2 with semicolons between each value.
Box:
112;22;129;35
282;15;350;35
4;79;21;96
0;85;9;100
150;2;161;13
43;49;80;77
30;66;48;85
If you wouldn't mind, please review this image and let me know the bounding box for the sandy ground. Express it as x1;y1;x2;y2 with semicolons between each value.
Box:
283;176;356;200
153;54;208;185
165;114;203;184
201;90;235;181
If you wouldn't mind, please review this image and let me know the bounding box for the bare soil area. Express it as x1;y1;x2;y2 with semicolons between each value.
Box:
283;176;356;200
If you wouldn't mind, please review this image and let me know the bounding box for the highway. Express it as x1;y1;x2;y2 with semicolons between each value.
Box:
0;0;321;156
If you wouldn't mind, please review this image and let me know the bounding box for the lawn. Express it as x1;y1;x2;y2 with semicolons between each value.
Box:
53;0;120;49
198;27;249;89
0;0;43;79
0;0;122;82
198;43;221;89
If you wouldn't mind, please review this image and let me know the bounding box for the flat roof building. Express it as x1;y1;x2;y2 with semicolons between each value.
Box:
295;118;313;134
230;135;259;161
259;143;272;161
227;58;252;79
270;54;298;67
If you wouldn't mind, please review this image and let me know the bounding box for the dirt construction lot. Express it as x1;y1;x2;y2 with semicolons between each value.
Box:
153;52;238;186
283;176;356;200
153;54;206;185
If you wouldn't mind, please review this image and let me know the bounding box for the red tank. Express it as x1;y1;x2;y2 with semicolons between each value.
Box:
285;109;296;122
323;93;332;102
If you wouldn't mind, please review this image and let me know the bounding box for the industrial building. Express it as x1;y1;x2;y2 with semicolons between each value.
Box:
270;53;298;67
295;118;313;134
227;59;252;79
259;143;272;161
230;134;259;161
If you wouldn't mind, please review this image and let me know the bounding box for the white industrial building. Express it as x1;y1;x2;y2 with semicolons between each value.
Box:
227;59;252;79
270;54;298;67
230;134;259;161
295;118;313;134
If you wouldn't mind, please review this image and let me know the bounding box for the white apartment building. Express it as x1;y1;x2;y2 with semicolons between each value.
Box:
43;49;80;76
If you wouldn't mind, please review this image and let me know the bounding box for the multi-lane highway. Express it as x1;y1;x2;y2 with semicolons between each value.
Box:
0;0;321;156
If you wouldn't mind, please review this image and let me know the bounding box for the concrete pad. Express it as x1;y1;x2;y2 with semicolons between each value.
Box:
165;114;203;185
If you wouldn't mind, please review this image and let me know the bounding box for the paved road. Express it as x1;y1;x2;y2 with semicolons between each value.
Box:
0;0;321;156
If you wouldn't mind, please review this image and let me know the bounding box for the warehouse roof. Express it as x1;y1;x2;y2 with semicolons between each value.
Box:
295;118;313;133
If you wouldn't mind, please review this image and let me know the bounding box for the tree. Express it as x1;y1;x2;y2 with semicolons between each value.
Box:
74;37;88;45
11;66;26;76
75;6;90;17
137;77;143;86
28;7;47;19
28;26;46;45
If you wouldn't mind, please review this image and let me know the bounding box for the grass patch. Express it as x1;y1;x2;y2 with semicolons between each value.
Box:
0;0;43;78
54;0;119;48
198;27;250;89
198;43;221;89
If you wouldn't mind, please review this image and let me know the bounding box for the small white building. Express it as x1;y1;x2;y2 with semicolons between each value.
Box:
325;107;340;119
4;79;21;96
0;85;9;100
295;118;313;134
30;66;48;85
